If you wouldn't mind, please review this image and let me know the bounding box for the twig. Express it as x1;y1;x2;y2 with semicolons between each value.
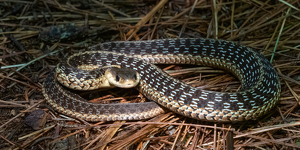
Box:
0;99;45;129
270;8;290;63
126;0;168;40
92;0;131;18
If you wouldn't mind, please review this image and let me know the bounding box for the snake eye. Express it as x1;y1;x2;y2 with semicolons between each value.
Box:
133;74;137;80
116;75;120;82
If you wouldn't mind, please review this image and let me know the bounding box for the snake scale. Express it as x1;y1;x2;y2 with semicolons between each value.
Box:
42;38;281;122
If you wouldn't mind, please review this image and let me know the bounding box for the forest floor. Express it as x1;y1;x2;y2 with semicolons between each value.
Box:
1;0;300;149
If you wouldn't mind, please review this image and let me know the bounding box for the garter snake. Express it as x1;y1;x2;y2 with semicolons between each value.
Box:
42;38;281;122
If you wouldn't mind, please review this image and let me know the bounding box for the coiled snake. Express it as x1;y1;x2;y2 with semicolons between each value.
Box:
42;38;280;122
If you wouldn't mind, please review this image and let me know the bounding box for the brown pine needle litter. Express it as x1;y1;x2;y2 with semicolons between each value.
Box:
1;0;300;149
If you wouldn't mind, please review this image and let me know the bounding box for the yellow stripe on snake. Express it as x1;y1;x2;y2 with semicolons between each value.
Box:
42;38;281;122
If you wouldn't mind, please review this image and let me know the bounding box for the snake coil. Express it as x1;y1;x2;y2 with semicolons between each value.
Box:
42;38;280;122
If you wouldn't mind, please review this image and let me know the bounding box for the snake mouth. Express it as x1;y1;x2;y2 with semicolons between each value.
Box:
105;67;140;88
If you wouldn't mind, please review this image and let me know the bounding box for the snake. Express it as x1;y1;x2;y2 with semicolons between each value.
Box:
42;38;281;122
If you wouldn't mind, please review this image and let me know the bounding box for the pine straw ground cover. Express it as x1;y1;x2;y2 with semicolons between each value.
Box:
1;0;300;149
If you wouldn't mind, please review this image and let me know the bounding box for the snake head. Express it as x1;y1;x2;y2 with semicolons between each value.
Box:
105;67;140;88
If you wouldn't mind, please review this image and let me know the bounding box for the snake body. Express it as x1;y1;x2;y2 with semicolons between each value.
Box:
42;38;281;122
